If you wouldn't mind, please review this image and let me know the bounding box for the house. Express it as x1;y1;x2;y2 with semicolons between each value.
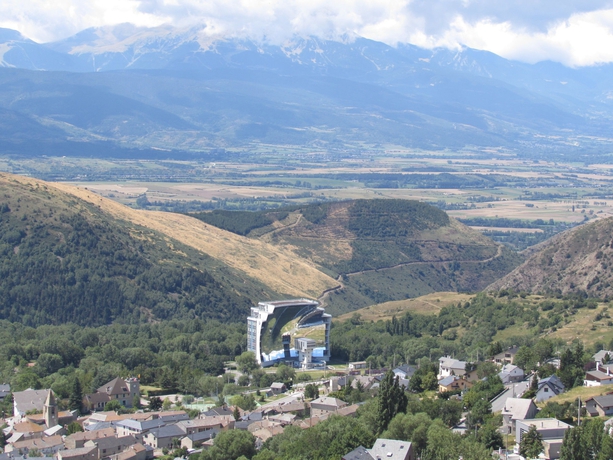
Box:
501;398;539;434
115;419;165;440
342;446;373;460
176;418;226;435
348;362;368;370
438;356;467;379
0;383;10;401
64;427;117;449
156;411;189;423
393;365;416;380
497;364;525;384
8;421;46;442
584;367;613;387
86;435;138;460
585;395;613;417
180;428;221;450
515;419;572;460
111;443;154;460
437;375;472;393
310;397;348;417
493;346;520;365
142;424;185;449
343;439;414;460
593;350;613;365
536;375;565;402
84;378;140;411
369;439;414;460
270;382;287;395
4;435;64;456
57;445;99;460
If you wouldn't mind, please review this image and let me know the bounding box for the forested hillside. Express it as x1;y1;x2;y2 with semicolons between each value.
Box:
193;199;522;314
0;173;277;326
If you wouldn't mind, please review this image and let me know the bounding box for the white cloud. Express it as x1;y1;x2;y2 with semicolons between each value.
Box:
1;0;613;67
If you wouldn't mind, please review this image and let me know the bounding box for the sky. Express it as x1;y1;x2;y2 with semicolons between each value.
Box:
2;0;613;67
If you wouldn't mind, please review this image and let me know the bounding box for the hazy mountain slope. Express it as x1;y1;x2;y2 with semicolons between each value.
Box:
487;217;613;297
192;200;522;314
0;26;611;155
0;173;337;326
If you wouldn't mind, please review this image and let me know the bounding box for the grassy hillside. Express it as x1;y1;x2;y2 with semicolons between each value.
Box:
488;217;613;298
193;200;522;315
0;173;338;326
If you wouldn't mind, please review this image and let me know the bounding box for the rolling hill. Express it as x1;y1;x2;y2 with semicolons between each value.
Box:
0;172;337;326
192;200;522;315
488;217;613;297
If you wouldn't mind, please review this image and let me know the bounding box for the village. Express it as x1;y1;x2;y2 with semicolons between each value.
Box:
2;345;613;460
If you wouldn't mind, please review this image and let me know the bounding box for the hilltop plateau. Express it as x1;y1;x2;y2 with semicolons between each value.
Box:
488;216;613;298
192;200;522;315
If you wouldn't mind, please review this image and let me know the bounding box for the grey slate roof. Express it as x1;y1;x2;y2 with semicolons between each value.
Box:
116;418;165;431
146;424;186;439
13;389;51;414
343;446;374;460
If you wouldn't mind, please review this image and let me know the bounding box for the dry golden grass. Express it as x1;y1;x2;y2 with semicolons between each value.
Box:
538;384;613;406
47;181;338;299
337;292;475;322
548;304;613;345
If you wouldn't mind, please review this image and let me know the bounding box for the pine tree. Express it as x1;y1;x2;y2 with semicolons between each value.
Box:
376;370;407;434
69;377;83;414
520;426;543;459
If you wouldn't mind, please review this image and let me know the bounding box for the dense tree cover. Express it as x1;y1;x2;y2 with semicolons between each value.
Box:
0;319;246;398
190;210;276;236
0;183;265;327
200;430;256;460
560;419;613;460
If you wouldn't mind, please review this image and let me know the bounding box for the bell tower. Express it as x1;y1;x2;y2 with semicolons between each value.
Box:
43;390;58;428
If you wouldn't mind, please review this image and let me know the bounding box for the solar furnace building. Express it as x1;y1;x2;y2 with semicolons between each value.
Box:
247;299;331;368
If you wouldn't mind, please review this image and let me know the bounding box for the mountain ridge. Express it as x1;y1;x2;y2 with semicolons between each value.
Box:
487;216;613;297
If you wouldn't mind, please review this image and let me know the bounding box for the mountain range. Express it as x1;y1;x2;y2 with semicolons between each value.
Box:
1;25;612;157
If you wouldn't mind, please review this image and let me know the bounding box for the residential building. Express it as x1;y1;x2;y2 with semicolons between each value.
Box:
0;383;10;401
501;398;538;434
593;350;613;365
4;435;64;456
142;425;185;449
85;436;138;460
515;419;572;460
536;375;565;403
498;364;525;384
180;429;220;450
64;427;117;449
111;443;153;460
270;382;287;395
493;346;520;365
115;419;165;440
438;375;472;393
438;356;467;379
348;362;368;370
343;439;414;460
247;299;331;367
310;397;348;417
585;395;613;417
584;368;613;386
57;445;99;460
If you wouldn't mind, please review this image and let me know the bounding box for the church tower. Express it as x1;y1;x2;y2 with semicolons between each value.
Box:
43;390;58;428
